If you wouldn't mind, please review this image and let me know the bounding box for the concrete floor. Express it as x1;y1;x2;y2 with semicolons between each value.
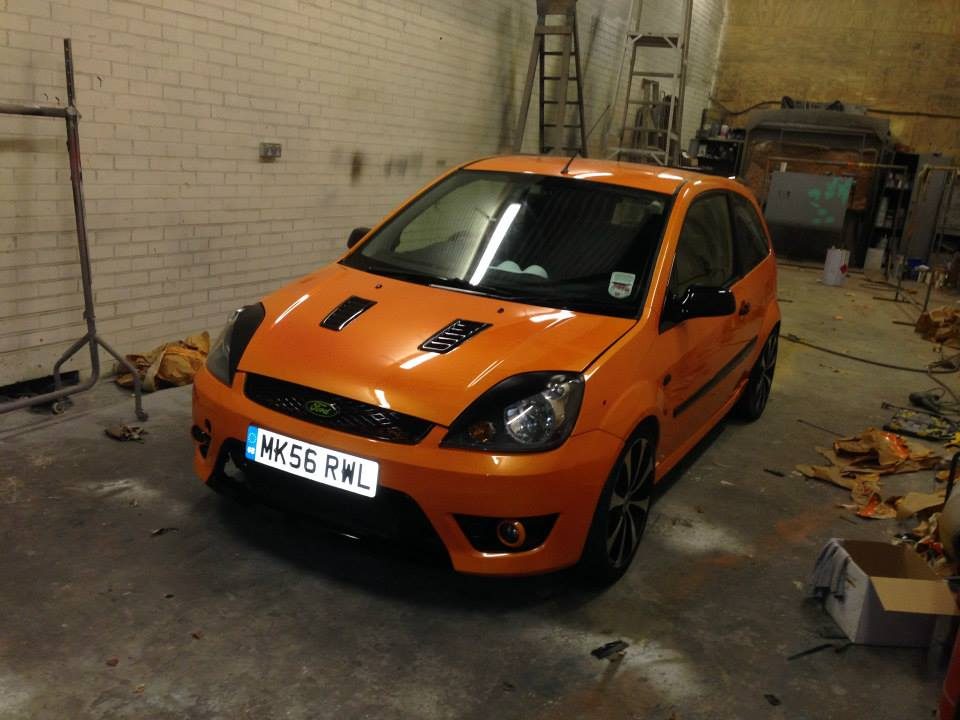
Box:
1;265;955;719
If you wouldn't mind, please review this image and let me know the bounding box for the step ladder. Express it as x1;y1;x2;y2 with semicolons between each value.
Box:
611;0;692;166
512;0;588;156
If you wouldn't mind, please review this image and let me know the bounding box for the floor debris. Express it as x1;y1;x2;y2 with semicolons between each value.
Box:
893;514;949;574
763;468;786;477
895;491;946;519
797;428;943;519
105;657;119;667
104;424;148;443
116;331;210;392
797;418;844;437
150;527;179;537
590;640;629;660
764;693;782;706
884;406;957;442
831;428;939;473
916;307;960;347
786;641;851;661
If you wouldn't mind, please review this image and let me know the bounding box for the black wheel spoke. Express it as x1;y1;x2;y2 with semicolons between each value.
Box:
617;512;634;566
606;510;625;552
610;487;627;510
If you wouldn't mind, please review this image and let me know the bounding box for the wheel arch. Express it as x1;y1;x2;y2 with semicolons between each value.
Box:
633;415;659;446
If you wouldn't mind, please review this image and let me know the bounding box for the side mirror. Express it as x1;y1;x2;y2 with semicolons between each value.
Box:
665;285;736;323
347;227;371;249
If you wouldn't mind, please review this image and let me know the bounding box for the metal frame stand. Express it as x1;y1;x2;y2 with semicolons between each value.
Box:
0;39;146;420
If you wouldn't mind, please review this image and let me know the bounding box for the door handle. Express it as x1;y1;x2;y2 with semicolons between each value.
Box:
738;301;751;317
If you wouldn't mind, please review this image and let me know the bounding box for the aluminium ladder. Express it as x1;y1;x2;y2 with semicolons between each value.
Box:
611;0;692;166
513;0;588;156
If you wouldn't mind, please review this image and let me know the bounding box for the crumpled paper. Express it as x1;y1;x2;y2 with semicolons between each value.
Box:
796;428;942;519
116;332;210;392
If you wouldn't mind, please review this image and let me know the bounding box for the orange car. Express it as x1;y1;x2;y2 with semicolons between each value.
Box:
191;155;779;582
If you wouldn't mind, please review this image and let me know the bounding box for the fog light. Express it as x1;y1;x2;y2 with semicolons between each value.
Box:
191;420;212;458
496;519;526;549
191;425;210;443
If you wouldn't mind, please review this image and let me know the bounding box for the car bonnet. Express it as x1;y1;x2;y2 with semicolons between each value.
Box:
238;263;636;426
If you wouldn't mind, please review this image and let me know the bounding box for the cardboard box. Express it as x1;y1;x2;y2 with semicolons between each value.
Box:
824;540;958;647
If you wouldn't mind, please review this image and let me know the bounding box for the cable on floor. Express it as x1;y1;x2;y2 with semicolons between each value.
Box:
781;333;960;374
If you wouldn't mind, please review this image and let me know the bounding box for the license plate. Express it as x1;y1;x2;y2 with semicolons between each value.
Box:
244;426;379;498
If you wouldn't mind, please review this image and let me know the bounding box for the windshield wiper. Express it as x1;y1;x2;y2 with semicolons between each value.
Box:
351;262;501;296
350;261;437;284
428;277;526;300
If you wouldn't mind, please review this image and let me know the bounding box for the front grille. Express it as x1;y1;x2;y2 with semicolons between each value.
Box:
244;374;433;444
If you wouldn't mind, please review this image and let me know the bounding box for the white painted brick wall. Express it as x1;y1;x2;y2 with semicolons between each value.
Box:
0;0;723;385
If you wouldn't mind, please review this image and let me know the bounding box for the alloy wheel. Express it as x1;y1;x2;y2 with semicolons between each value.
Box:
606;436;654;569
753;333;778;415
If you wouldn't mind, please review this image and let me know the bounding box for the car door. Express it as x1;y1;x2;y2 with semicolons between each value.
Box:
727;192;775;360
657;192;743;459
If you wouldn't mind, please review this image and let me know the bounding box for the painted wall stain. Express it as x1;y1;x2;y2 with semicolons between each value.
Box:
350;151;365;184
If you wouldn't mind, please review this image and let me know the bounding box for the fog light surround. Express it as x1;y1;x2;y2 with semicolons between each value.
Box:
454;513;558;553
496;519;527;549
191;420;212;458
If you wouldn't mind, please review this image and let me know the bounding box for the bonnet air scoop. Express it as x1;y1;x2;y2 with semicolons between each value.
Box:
320;296;377;331
419;319;491;354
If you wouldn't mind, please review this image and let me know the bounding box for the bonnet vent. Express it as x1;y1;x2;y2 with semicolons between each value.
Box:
419;319;491;354
320;296;377;331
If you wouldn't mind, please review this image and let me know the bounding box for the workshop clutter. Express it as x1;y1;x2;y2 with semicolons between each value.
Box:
812;538;957;647
797;428;942;519
115;332;210;392
916;307;960;348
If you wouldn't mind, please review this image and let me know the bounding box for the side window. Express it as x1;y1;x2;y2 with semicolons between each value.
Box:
669;194;735;298
730;194;770;274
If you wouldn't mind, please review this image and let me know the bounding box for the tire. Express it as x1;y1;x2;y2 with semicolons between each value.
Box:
735;327;778;421
579;429;656;585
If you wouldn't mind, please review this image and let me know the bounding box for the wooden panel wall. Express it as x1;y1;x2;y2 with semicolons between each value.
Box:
714;0;960;158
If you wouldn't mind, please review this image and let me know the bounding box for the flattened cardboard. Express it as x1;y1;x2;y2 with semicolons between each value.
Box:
895;491;946;520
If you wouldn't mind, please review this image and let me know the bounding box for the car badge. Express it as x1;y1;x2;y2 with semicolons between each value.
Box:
305;399;339;418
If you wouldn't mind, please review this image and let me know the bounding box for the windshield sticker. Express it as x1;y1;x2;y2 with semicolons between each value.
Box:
608;272;636;299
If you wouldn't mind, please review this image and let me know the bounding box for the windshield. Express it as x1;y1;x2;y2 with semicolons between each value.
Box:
341;169;672;317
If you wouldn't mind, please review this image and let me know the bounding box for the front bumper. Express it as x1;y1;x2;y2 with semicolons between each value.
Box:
191;367;622;575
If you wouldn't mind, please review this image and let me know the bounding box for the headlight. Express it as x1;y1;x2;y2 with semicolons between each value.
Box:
206;303;265;386
442;372;584;452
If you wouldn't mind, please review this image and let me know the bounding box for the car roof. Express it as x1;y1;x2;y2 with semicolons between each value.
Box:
463;155;736;195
